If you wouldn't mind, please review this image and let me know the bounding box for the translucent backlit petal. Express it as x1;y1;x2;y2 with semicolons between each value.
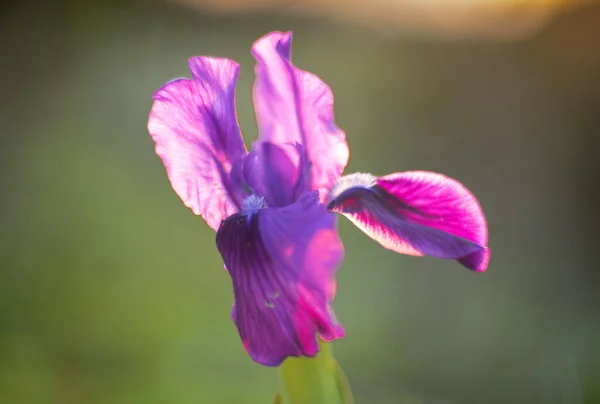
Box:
251;31;349;200
148;57;247;230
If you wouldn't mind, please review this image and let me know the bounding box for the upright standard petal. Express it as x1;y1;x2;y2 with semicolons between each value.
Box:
148;57;247;231
251;31;349;200
328;172;490;271
216;191;345;366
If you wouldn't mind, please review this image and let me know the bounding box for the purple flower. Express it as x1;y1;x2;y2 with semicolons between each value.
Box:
148;32;489;367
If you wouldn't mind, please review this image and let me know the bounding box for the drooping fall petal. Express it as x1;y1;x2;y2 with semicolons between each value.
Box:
216;191;345;366
148;57;247;231
328;172;489;271
251;31;349;200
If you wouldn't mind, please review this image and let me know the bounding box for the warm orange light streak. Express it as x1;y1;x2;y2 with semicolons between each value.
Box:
172;0;592;38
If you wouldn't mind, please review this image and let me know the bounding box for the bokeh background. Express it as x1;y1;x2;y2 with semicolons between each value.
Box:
2;0;599;403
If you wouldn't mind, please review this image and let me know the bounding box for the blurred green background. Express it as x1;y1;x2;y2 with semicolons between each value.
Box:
2;1;599;403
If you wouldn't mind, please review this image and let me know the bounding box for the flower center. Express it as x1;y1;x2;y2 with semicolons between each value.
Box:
241;194;267;215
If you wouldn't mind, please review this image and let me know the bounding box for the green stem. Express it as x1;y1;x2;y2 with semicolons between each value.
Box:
279;342;354;404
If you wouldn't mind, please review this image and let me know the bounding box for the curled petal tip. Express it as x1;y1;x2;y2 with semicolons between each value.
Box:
459;247;491;272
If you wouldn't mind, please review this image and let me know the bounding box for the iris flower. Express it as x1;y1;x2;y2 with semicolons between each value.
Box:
148;31;489;367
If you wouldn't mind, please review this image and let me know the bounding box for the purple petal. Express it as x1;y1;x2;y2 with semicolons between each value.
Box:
216;191;345;366
328;172;489;271
243;141;307;207
251;31;349;201
148;57;247;231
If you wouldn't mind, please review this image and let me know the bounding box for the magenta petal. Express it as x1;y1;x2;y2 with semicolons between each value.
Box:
216;191;345;366
377;172;488;249
328;172;489;271
251;31;349;200
148;57;247;231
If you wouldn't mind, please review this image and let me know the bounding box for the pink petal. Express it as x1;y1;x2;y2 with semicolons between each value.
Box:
148;57;247;231
329;172;490;271
251;31;349;200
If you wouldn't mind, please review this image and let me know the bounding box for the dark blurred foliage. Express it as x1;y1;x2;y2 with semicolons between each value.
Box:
1;1;599;403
